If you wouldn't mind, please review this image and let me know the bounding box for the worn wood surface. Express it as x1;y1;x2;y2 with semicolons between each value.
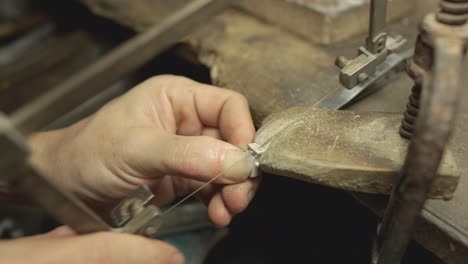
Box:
254;107;459;199
78;1;468;262
184;10;338;125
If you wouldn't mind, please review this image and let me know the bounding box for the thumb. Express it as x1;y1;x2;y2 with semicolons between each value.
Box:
123;128;254;184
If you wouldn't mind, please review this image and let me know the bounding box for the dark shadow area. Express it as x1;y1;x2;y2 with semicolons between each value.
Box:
205;173;443;263
33;0;134;45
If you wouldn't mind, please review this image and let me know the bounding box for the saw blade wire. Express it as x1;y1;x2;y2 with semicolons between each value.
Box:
162;152;253;216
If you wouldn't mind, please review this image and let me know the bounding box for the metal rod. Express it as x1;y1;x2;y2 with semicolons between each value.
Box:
11;0;233;134
376;37;465;264
368;0;387;43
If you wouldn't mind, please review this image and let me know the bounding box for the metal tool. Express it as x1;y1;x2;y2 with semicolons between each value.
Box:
316;50;412;109
334;0;407;90
320;0;409;110
110;185;163;236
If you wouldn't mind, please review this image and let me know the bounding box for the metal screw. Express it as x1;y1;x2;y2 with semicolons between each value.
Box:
128;200;145;216
335;56;349;69
358;72;369;83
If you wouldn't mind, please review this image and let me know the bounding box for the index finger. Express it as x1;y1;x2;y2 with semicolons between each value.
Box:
168;79;255;146
195;86;255;145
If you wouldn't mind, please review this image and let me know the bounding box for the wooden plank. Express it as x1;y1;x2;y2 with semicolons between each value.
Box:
254;107;459;199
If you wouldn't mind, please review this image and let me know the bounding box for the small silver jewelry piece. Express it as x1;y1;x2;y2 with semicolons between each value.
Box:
247;143;265;178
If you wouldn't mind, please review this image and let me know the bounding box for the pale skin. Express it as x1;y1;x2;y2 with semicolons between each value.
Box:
0;75;259;264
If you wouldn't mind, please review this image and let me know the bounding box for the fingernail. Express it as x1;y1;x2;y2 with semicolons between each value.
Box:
172;251;185;264
223;149;254;183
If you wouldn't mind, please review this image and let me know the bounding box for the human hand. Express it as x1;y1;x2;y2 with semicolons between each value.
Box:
0;226;184;264
29;75;258;227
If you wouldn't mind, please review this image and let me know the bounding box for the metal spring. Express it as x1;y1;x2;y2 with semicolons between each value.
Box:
437;0;468;25
400;0;468;139
400;84;421;139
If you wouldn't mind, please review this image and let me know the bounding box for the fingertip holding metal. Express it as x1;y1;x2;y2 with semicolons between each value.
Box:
247;143;265;178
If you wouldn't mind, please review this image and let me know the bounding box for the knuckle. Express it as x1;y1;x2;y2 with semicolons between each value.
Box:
172;137;200;176
155;74;192;85
147;74;174;83
143;76;163;87
223;187;248;214
227;90;248;104
171;136;224;177
143;75;180;90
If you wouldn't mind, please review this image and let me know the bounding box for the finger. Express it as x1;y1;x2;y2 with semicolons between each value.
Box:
221;177;261;215
195;183;220;206
208;192;231;227
123;129;253;184
149;175;212;206
201;127;222;140
161;77;255;145
195;88;254;146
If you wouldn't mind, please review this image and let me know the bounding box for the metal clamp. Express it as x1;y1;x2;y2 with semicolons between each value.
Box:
110;185;162;237
335;0;407;89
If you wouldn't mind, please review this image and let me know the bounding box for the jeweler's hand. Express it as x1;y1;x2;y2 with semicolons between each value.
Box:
0;226;184;264
29;75;258;227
